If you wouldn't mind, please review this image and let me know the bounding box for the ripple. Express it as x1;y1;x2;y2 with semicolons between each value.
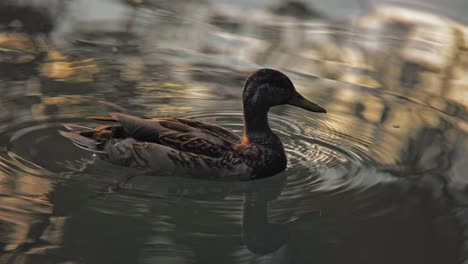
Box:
176;108;396;198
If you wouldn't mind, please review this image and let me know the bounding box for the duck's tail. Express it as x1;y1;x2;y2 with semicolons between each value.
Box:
59;124;106;153
60;124;140;168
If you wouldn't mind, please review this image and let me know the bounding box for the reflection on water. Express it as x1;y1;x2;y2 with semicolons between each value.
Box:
0;0;467;263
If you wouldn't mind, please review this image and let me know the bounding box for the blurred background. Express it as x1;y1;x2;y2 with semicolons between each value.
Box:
0;0;466;263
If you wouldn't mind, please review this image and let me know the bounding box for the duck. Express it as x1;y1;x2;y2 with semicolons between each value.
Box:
60;69;326;181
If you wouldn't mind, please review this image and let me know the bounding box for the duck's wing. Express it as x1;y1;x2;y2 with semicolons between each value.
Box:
105;139;252;180
89;112;241;158
174;118;240;143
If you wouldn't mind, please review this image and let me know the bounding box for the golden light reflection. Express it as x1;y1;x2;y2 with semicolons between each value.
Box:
0;33;39;64
303;5;467;100
367;5;450;26
46;50;68;61
384;104;423;139
40;59;99;82
139;80;220;100
419;109;442;128
376;106;424;165
456;120;468;134
339;73;380;88
446;50;468;106
39;50;100;82
417;72;443;94
41;96;84;105
0;169;52;251
360;95;385;124
120;56;144;82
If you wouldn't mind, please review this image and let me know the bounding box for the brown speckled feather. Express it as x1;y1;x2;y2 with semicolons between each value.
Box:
127;140;252;180
64;112;255;179
96;112;240;158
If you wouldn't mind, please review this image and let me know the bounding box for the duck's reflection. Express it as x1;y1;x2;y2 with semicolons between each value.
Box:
79;169;292;261
242;183;290;254
125;170;291;256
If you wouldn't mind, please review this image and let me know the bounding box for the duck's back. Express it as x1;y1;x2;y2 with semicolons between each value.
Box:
87;113;240;156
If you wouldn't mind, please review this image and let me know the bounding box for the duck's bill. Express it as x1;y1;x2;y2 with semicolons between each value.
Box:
287;93;327;113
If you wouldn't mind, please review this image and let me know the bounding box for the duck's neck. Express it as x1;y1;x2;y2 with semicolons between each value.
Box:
242;104;274;144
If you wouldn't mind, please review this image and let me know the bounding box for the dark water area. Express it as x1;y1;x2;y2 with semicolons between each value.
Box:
0;0;467;263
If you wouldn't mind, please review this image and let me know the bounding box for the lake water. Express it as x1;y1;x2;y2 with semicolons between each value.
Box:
0;0;467;263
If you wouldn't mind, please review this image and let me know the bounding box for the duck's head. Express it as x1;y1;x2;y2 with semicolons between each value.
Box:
243;68;326;113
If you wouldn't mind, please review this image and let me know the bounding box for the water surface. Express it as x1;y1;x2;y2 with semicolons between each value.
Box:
0;1;467;263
